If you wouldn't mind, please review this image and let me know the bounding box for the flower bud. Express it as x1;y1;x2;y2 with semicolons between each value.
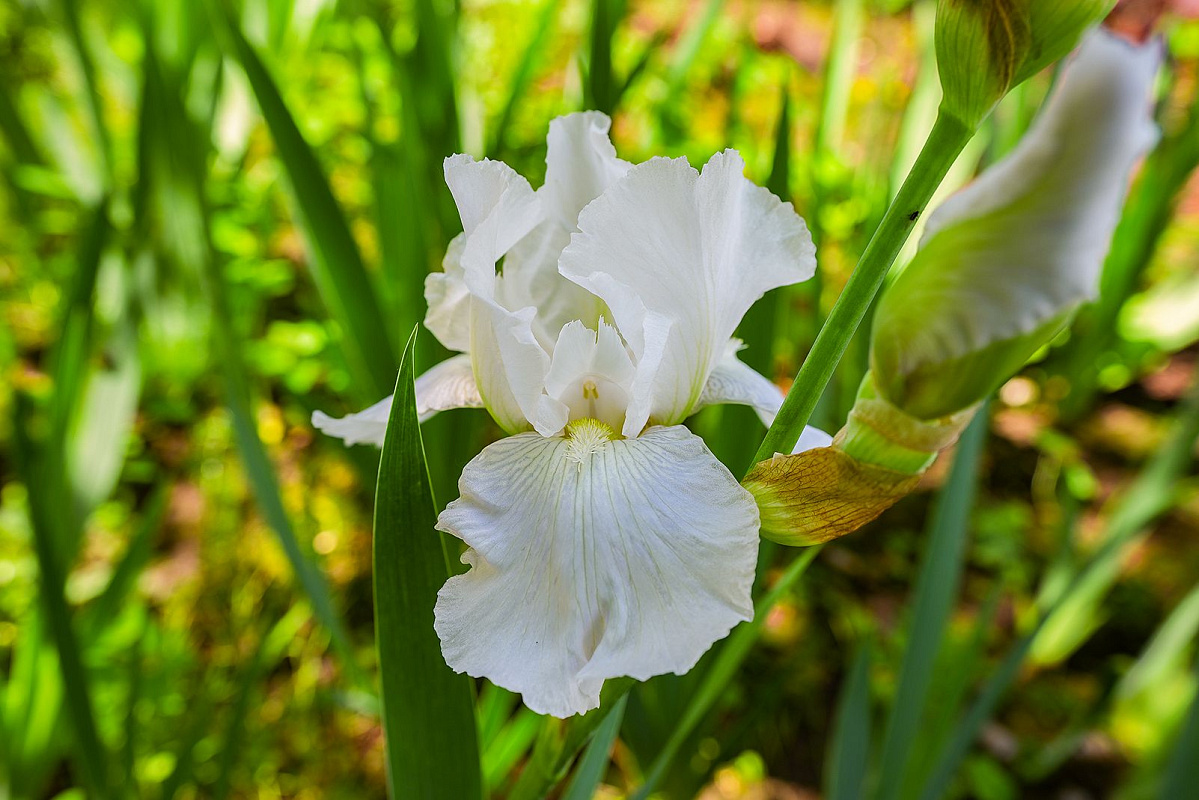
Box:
935;0;1031;128
877;28;1158;421
935;0;1114;127
745;30;1158;547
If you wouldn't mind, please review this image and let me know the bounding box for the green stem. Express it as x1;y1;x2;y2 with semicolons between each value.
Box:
755;110;973;462
513;108;976;800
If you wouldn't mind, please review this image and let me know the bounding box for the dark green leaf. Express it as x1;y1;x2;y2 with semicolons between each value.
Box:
374;327;482;800
562;695;626;800
211;0;397;401
873;406;988;800
1160;655;1199;800
826;643;872;800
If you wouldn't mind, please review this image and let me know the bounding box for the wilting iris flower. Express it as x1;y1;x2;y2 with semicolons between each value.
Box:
315;112;818;716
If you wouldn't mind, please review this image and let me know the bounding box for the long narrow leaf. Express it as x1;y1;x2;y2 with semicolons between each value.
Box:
873;408;989;800
1160;655;1199;800
211;0;397;401
489;0;560;159
374;328;482;799
562;695;627;800
826;643;872;800
12;393;109;799
1033;379;1199;664
919;380;1199;799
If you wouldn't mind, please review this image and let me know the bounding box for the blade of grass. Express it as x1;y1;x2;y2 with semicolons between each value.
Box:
374;327;482;799
609;30;665;111
209;0;397;401
488;0;560;159
873;407;989;800
213;604;311;800
120;619;145;790
898;581;1005;797
207;237;365;686
1033;378;1199;664
507;678;635;800
12;393;109;799
47;201;108;492
631;547;822;799
662;0;723;101
1160;655;1199;800
140;25;366;688
918;379;1199;799
1116;583;1199;705
826;642;872;800
483;708;541;793
586;0;625;114
561;694;627;800
159;693;217;800
0;76;44;167
85;485;168;628
478;683;521;752
58;0;113;185
815;0;862;160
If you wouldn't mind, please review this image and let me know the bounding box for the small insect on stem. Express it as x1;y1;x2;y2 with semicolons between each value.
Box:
907;210;920;221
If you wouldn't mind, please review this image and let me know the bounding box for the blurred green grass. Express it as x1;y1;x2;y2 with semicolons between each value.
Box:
2;0;1199;798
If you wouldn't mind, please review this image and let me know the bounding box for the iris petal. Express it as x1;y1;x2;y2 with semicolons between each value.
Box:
434;425;759;717
311;355;482;446
560;150;816;436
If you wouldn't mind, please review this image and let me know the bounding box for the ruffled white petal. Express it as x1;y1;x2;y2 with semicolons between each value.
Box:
877;30;1160;378
542;111;632;230
312;396;393;447
694;339;784;426
442;155;552;433
424;235;470;353
312;355;483;446
490;113;627;350
560;151;816;437
443;154;541;293
434;425;759;717
495;222;607;351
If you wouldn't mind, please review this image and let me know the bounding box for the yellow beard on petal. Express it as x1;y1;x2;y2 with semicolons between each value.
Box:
564;418;618;465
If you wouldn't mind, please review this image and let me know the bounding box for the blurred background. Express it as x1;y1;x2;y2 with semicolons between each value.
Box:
3;0;1199;797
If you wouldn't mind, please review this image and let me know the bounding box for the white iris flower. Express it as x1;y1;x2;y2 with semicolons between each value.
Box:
314;112;817;716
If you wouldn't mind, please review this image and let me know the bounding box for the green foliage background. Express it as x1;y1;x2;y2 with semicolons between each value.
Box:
2;0;1199;797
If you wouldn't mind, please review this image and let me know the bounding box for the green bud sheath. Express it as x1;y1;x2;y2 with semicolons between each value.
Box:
935;0;1031;127
1015;0;1115;85
744;374;975;546
934;0;1114;129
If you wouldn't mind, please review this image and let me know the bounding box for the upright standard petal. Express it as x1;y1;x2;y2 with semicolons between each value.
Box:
312;355;483;446
542;111;632;229
443;155;552;432
534;320;636;436
434;424;759;717
872;29;1160;416
560;151;815;437
492;112;629;350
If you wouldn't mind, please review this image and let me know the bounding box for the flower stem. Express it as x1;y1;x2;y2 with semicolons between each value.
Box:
754;110;974;463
